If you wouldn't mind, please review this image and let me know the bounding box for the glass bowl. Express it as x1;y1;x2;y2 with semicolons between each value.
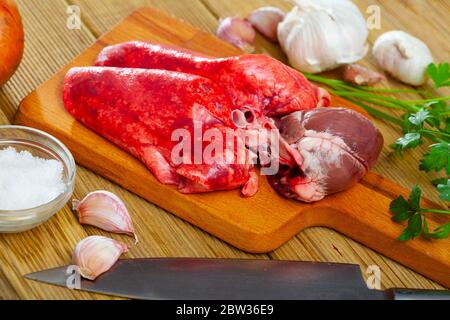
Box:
0;125;76;233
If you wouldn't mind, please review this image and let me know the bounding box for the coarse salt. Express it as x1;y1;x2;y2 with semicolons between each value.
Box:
0;147;66;210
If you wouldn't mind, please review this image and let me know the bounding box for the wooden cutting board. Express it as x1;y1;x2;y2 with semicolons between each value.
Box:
14;8;450;288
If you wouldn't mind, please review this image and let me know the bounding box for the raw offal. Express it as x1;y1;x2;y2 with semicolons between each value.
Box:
95;41;331;119
95;42;330;180
269;108;383;202
64;43;384;202
0;147;65;210
62;67;257;196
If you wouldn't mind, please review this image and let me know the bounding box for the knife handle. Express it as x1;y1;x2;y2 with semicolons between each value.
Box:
385;289;450;300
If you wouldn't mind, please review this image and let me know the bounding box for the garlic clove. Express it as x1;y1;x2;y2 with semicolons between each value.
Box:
216;17;256;53
247;6;285;42
342;64;386;86
72;236;128;280
372;30;433;86
72;190;138;244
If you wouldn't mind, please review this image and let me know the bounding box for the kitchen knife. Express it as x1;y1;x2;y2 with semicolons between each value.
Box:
25;258;450;300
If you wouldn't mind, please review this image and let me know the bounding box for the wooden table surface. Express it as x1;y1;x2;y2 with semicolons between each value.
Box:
0;0;449;299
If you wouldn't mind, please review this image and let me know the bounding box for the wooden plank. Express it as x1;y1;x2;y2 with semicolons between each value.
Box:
68;0;220;36
0;109;9;125
1;0;447;298
0;267;19;300
15;8;450;288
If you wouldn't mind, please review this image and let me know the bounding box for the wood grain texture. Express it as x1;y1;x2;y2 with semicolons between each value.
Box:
0;109;9;125
0;0;448;299
14;7;450;288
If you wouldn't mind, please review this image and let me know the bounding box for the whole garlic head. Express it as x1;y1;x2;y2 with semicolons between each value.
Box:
372;30;433;86
278;0;369;73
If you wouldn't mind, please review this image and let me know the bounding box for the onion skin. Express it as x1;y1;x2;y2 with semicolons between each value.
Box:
0;0;24;86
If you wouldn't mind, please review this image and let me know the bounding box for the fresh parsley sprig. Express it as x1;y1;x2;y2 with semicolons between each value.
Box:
390;186;450;241
432;178;450;201
420;142;450;174
427;63;450;88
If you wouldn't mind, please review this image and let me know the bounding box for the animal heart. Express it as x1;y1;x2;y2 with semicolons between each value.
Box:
269;107;383;202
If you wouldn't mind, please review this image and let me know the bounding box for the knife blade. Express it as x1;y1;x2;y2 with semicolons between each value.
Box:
24;258;449;300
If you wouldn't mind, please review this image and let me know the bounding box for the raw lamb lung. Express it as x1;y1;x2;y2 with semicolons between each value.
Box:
95;41;331;119
65;44;383;202
62;66;258;196
95;41;329;177
269;108;384;202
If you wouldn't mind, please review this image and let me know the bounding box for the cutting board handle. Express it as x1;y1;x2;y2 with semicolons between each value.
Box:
313;172;450;288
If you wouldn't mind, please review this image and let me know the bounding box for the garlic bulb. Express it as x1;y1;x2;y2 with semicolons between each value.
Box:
247;7;285;42
278;0;369;73
216;17;256;53
72;236;128;280
372;30;433;86
72;190;138;243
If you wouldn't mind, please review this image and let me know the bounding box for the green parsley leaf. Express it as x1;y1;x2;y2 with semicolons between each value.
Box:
398;228;413;242
408;185;422;209
390;185;450;241
427;63;450;88
408;109;430;127
423;219;450;240
437;179;450;201
425;101;447;128
393;132;422;151
431;177;448;186
445;117;450;132
390;196;414;222
398;213;423;241
419;142;450;174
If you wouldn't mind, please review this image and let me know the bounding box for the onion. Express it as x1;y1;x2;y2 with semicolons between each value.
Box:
0;0;24;86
